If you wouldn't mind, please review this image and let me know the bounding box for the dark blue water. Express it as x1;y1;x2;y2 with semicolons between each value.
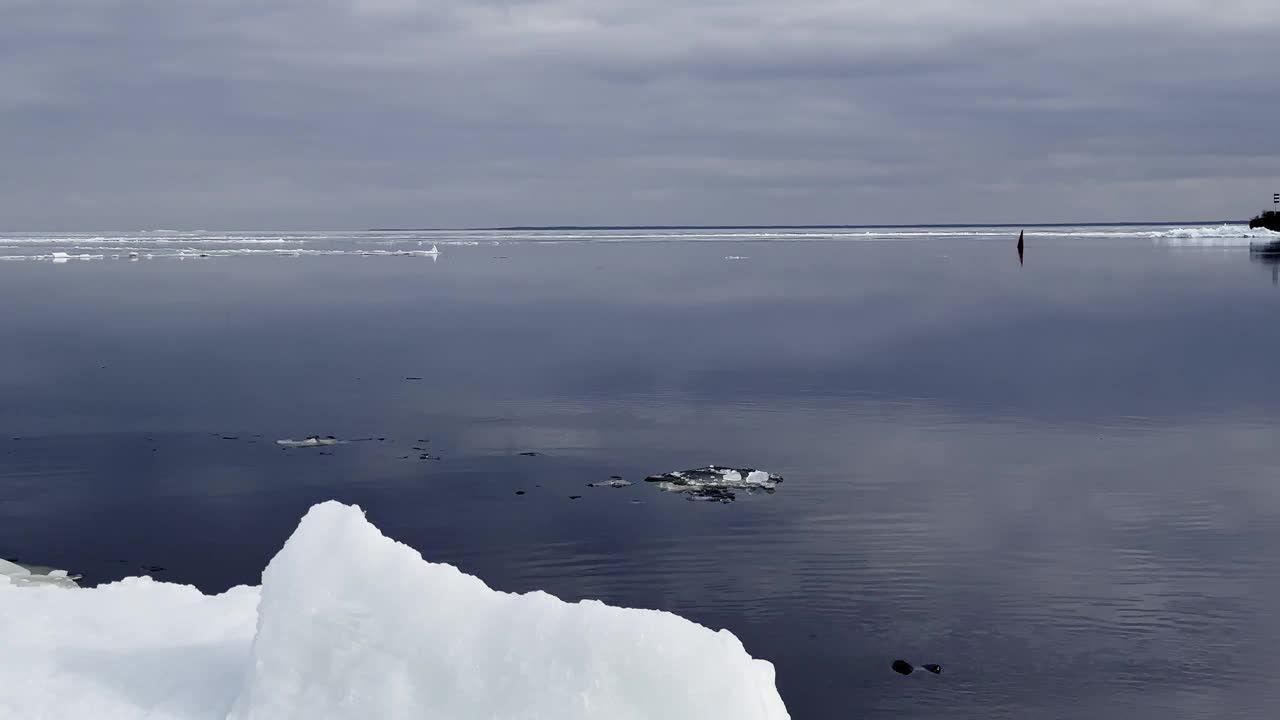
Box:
3;230;1280;718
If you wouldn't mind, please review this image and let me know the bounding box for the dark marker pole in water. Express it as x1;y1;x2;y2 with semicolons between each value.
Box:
1017;229;1025;266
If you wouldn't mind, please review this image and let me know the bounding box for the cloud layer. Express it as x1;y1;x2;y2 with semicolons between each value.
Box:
2;0;1278;228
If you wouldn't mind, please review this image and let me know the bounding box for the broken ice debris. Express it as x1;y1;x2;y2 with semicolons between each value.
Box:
0;557;81;588
587;476;633;488
644;466;782;503
275;436;344;448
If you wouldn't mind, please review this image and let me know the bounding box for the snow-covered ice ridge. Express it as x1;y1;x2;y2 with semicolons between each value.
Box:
0;501;790;720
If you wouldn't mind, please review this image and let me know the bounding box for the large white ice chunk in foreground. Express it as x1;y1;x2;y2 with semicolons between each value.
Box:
0;502;790;720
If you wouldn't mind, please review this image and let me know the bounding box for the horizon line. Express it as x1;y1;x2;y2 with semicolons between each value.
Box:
368;220;1242;232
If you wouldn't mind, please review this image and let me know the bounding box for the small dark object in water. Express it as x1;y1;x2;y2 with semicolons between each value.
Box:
319;451;333;456
515;490;526;495
1016;229;1024;266
140;565;166;573
892;659;941;676
519;452;542;457
569;495;582;500
405;377;423;381
221;436;239;440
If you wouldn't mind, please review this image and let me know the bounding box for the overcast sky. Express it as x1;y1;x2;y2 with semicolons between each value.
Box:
2;0;1278;229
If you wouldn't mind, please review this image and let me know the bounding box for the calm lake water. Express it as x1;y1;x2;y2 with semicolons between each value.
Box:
2;225;1279;718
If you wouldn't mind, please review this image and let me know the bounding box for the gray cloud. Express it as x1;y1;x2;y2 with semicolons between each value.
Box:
1;0;1277;228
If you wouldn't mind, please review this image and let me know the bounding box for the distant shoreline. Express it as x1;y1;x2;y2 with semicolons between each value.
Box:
368;221;1241;232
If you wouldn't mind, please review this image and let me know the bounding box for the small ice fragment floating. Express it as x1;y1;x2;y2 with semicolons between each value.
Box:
0;502;789;719
644;466;783;503
587;476;633;488
275;435;344;448
0;557;80;588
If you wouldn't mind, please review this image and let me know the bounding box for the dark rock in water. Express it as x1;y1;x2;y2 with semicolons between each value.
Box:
923;664;942;675
220;436;239;440
519;452;542;457
892;659;914;676
139;565;166;573
569;495;582;500
405;377;423;381
515;490;526;495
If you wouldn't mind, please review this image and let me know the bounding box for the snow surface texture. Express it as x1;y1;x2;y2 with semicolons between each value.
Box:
0;501;789;720
645;466;783;503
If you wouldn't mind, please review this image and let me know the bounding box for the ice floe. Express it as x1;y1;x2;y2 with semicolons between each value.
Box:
0;501;789;719
645;466;783;503
0;557;81;588
587;476;633;488
274;435;344;448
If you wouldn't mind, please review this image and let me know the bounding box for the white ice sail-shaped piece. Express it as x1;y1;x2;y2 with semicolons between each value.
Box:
0;502;789;720
229;502;788;720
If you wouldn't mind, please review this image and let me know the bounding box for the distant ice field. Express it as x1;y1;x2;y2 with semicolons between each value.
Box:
0;223;1271;261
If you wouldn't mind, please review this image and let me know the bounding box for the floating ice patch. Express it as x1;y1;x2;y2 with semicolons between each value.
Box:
587;476;633;488
274;435;344;448
645;466;783;503
724;255;751;260
0;502;789;720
